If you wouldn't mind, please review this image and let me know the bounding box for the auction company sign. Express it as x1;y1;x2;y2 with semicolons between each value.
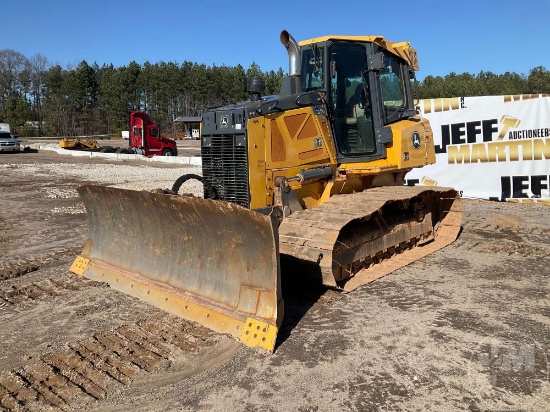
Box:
406;94;550;205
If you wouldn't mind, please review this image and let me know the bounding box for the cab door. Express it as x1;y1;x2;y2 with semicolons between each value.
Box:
144;125;162;156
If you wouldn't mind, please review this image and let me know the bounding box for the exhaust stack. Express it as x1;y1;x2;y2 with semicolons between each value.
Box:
280;30;300;77
279;30;303;96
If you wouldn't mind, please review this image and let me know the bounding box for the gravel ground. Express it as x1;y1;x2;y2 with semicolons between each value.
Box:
32;161;203;192
1;155;203;217
4;156;202;190
0;149;549;412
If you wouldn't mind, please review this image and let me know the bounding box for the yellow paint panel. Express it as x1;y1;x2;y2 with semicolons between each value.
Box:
266;107;331;170
70;256;90;275
340;117;435;176
298;148;324;161
283;113;307;139
247;119;269;209
390;117;435;167
240;318;278;351
271;119;286;162
297;115;319;140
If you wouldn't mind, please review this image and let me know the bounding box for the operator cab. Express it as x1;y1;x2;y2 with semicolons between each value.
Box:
300;38;417;163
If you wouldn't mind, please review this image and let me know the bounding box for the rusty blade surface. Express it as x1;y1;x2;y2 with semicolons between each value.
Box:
77;185;282;326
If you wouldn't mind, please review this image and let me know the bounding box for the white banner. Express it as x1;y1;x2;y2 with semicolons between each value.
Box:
406;94;550;205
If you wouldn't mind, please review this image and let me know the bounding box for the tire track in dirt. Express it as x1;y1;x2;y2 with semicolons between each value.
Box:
0;315;217;411
453;211;550;259
0;273;105;307
0;247;83;281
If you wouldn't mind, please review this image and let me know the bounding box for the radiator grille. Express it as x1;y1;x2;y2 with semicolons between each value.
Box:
202;134;249;208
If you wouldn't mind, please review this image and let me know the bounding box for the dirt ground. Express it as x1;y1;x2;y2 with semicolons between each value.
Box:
0;149;549;412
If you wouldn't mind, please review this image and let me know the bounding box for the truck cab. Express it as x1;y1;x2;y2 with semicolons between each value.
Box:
129;112;177;156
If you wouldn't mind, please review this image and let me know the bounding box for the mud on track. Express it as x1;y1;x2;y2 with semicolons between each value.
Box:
0;149;549;411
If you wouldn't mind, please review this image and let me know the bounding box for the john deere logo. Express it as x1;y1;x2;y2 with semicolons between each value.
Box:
412;132;421;149
220;116;229;128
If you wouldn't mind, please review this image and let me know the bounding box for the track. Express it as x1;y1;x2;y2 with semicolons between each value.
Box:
279;186;461;290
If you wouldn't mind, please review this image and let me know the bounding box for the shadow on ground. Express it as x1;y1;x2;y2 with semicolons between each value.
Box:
275;258;327;349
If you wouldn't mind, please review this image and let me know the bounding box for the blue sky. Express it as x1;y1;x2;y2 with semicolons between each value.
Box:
3;0;549;81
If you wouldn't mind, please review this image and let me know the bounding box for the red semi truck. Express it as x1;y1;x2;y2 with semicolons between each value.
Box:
128;111;177;156
60;111;178;156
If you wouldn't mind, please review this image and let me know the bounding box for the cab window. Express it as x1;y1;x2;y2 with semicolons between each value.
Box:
301;46;324;90
379;55;407;123
328;42;376;157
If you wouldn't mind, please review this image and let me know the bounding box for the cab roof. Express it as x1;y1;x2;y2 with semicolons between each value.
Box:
298;35;419;71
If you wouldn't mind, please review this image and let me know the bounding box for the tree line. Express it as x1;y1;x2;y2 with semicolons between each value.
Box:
0;49;284;137
0;48;548;137
417;68;550;100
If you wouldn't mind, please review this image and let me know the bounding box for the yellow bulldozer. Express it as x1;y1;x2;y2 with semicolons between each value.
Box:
59;137;99;150
70;31;461;351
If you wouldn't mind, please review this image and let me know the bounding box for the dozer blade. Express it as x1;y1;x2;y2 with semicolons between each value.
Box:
278;186;462;291
70;185;283;351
